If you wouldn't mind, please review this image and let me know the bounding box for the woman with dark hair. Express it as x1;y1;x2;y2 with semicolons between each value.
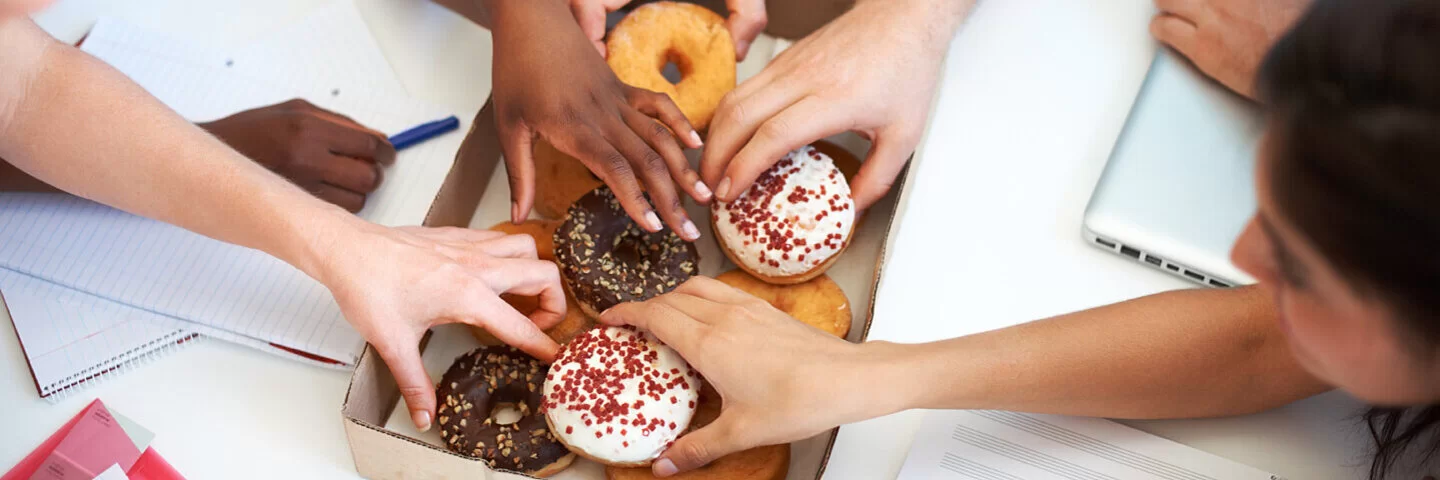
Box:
599;0;1440;477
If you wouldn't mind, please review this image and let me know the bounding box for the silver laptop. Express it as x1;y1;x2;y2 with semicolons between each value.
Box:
1082;49;1265;287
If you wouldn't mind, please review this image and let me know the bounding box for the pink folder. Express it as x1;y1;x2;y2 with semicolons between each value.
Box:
3;399;183;480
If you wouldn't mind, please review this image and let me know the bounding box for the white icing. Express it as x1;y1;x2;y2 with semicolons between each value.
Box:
712;145;856;277
542;326;699;464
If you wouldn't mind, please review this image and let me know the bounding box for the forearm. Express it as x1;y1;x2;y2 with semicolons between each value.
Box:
0;18;350;277
0;158;60;192
434;0;553;29
869;286;1331;419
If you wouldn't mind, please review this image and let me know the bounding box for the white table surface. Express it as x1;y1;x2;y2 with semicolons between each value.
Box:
0;0;1373;479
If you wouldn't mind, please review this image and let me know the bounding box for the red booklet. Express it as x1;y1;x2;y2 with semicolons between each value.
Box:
3;399;184;480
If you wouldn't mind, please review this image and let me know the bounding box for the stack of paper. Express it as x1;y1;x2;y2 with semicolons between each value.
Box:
0;0;473;399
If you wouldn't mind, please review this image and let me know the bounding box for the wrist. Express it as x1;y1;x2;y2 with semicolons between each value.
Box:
259;190;369;286
847;341;932;418
858;339;983;414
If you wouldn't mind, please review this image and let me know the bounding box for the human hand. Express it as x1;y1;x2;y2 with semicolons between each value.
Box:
700;0;970;211
488;0;706;240
1151;0;1310;99
199;99;396;212
599;276;891;476
569;0;767;60
313;220;566;432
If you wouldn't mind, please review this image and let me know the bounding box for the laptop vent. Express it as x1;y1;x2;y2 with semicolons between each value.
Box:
1092;237;1232;288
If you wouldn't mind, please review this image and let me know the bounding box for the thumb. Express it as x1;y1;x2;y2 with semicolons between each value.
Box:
850;129;917;211
654;415;744;476
373;337;436;432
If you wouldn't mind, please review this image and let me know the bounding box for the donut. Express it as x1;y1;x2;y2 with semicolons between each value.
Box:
532;140;604;220
554;187;700;317
470;292;594;347
605;385;790;480
607;2;736;130
542;326;701;466
711;145;857;284
714;270;851;338
436;346;575;477
487;219;561;261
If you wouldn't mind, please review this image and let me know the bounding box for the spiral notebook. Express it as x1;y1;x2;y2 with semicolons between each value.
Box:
1;4;467;399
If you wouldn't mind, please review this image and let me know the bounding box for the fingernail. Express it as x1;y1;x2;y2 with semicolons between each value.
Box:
715;177;732;201
654;458;678;477
681;220;700;240
689;131;704;147
414;410;432;432
644;210;662;231
511;201;521;224
693;180;713;200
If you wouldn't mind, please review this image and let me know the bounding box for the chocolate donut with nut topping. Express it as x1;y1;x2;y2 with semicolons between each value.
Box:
554;187;700;317
436;346;575;477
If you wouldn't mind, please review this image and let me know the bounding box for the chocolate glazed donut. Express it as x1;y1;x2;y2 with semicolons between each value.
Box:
436;346;575;477
554;187;700;317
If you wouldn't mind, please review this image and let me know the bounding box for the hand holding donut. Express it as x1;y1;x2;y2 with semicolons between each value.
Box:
570;0;768;60
598;277;885;476
488;0;706;239
700;0;973;211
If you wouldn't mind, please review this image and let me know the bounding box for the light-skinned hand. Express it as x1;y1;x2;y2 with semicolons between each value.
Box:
569;0;767;60
489;0;706;240
699;0;970;211
316;221;567;433
199;99;397;212
1151;0;1310;99
598;276;894;476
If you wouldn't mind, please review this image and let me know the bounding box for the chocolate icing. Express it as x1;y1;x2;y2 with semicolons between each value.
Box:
435;346;572;473
554;187;700;313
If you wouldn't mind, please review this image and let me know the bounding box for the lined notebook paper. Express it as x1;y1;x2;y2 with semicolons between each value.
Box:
1;6;472;397
898;410;1282;480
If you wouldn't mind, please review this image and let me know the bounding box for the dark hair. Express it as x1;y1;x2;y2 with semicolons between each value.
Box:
1257;0;1440;478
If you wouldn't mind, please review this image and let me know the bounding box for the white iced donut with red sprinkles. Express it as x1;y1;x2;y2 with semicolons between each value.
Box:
541;326;700;466
711;144;856;284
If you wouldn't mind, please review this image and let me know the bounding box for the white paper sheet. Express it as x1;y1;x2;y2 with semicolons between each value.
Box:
899;410;1282;480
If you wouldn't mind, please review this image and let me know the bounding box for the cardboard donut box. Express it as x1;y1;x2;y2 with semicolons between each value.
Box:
341;1;909;478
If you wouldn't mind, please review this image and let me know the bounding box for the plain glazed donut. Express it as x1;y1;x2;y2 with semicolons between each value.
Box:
607;2;736;130
711;145;857;284
487;219;562;261
554;187;700;317
532;140;604;220
542;326;701;467
605;385;790;480
715;269;851;338
436;346;576;477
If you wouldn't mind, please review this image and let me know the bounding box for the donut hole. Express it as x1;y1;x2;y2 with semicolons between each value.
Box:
660;49;690;85
489;401;525;426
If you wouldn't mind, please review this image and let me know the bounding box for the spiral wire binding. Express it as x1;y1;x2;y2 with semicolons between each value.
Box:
43;330;204;403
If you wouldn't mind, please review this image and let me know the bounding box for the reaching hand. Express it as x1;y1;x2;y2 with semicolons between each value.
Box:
315;222;566;432
200;99;396;212
699;0;969;211
489;0;706;240
599;276;882;476
569;0;767;60
1151;0;1311;99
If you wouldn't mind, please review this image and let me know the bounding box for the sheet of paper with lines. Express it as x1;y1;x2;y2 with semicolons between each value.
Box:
898;410;1281;480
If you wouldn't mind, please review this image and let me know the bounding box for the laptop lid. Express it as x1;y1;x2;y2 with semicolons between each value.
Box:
1082;49;1265;287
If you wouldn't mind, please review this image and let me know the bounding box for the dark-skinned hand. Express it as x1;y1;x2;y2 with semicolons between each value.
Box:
487;0;706;241
199;98;397;212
